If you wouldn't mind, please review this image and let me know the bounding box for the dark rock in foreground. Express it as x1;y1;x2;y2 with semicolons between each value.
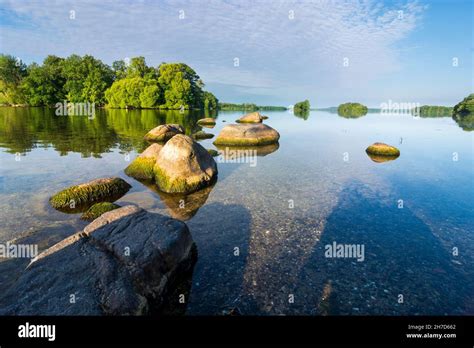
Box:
0;206;196;315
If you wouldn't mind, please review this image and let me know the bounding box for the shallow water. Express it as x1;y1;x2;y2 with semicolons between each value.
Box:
0;107;472;315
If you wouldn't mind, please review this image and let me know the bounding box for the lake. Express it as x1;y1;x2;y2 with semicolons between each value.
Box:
0;107;472;315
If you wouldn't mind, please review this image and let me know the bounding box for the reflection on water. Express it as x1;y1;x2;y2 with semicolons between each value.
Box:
215;143;280;158
365;153;399;163
0;107;473;315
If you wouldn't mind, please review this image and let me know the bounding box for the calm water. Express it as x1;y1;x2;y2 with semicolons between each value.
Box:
0;107;473;315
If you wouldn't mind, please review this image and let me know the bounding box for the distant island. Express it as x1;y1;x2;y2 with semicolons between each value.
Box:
412;105;453;117
0;53;218;110
218;103;287;111
337;102;368;117
452;94;474;131
292;100;310;119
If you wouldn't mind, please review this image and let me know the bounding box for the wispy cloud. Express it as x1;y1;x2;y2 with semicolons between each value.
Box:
0;0;426;103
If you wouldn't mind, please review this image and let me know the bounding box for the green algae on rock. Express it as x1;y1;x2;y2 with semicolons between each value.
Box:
154;134;217;193
213;123;280;146
81;202;121;221
236;112;265;123
192;130;214;140
365;143;400;157
124;143;163;180
144;124;184;142
49;177;131;211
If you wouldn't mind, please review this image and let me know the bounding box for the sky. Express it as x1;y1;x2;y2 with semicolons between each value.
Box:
0;0;472;107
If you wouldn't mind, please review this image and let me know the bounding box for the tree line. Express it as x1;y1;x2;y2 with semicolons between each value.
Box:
0;54;218;110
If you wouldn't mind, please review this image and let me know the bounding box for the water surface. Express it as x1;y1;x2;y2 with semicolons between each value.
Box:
0;107;472;315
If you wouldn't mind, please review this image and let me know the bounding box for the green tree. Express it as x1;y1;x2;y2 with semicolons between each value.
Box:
202;91;218;109
61;55;114;105
0;54;27;104
105;76;161;109
21;55;66;106
158;63;203;109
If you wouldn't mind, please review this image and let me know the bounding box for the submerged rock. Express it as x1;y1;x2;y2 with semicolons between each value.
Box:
197;118;216;127
80;202;121;221
236;112;265;123
49;177;131;212
125;143;163;181
365;143;400;157
192;131;214;140
0;206;197;315
154;134;218;193
215;142;280;158
144;124;184;142
213;123;280;146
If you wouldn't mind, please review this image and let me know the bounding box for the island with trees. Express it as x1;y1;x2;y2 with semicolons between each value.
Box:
452;94;474;131
0;54;218;110
337;102;368;117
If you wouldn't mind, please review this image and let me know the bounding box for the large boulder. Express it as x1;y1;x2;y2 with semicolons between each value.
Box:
236;112;265;123
213;123;280;146
365;142;400;157
144;124;184;142
125;143;163;181
49;177;131;212
154;135;217;193
0;206;196;315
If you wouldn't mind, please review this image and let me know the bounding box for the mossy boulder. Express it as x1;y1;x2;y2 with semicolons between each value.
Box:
144;124;184;142
337;102;368;117
124;143;163;181
365;143;400;157
49;177;131;212
236;112;264;123
81;202;120;221
192;131;214;140
154;134;218;193
197;118;216;127
213;123;280;146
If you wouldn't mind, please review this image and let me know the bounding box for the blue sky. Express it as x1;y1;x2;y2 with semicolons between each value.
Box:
0;0;472;107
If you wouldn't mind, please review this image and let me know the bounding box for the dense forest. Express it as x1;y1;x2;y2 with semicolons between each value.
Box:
0;54;218;110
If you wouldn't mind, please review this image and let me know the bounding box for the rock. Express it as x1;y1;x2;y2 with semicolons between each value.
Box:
80;202;121;221
144;124;184;142
192;131;214;140
197;118;216;126
236;111;264;123
0;206;196;315
365;143;400;157
213;123;280;146
49;177;131;212
207;149;219;157
125;143;163;181
154;134;218;193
